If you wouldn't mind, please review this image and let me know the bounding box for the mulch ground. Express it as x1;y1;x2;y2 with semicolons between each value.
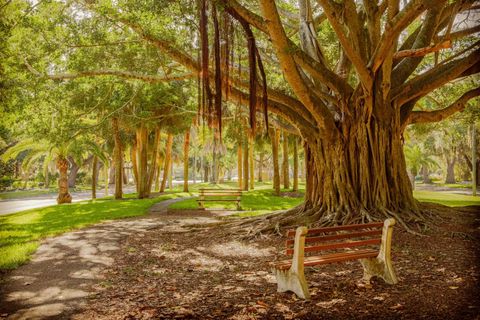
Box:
75;205;480;320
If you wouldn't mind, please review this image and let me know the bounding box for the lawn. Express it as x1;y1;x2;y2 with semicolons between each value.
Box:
169;182;306;217
0;189;56;200
413;190;480;207
0;192;189;269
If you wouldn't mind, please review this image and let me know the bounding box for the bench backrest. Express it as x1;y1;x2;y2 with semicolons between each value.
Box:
285;221;385;256
199;188;242;197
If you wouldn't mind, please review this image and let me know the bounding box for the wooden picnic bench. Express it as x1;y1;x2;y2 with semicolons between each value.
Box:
271;219;398;299
197;188;242;210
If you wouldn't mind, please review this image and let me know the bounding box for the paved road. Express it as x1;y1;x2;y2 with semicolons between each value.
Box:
0;188;136;216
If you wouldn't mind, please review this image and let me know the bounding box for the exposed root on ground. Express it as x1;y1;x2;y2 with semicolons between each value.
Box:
223;202;437;239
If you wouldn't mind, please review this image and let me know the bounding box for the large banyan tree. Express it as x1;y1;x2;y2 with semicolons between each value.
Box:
16;0;480;228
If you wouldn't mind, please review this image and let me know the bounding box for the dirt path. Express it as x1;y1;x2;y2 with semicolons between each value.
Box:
0;197;210;320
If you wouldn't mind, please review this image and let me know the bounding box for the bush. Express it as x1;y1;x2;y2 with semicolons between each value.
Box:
0;177;15;191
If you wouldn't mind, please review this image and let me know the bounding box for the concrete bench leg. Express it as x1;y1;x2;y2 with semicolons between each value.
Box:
273;227;311;299
273;267;310;299
360;218;398;284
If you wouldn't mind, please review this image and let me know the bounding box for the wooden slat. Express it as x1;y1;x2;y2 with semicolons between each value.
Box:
285;238;381;255
196;199;239;202
286;222;384;237
274;249;379;270
285;229;383;246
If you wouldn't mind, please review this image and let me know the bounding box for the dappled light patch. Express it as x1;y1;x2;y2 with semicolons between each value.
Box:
209;241;273;258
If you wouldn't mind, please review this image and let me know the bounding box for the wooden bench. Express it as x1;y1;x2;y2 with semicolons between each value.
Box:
271;219;398;299
197;188;242;210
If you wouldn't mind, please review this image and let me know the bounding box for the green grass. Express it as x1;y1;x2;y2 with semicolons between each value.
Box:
169;182;305;217
413;190;480;207
0;192;190;269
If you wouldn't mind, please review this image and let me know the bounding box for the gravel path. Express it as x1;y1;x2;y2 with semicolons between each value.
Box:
0;197;206;320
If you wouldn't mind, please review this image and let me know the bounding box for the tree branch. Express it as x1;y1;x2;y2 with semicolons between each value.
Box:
316;0;373;89
394;48;480;105
407;87;480;124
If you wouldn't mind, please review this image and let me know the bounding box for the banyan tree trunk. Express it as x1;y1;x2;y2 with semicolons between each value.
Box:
293;137;299;192
243;137;249;191
270;128;281;195
160;133;173;192
56;156;72;204
299;117;419;228
282;132;290;189
445;156;456;184
237;145;243;189
92;155;98;199
249;134;254;190
183;130;190;192
112;117;123;200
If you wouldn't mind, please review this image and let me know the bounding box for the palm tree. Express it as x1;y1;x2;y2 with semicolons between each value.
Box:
2;138;107;204
404;145;438;190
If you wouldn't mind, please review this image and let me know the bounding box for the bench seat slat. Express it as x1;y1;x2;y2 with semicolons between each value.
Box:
274;249;379;270
285;229;383;246
285;238;381;255
286;222;384;237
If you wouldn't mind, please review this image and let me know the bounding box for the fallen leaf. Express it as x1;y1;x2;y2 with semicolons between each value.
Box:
373;296;385;301
390;303;403;310
449;286;459;290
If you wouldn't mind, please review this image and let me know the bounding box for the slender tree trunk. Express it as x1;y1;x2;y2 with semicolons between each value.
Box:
92;155;98;199
421;165;431;184
56;156;72;204
270;128;281;195
237;144;243;189
112;117;123;199
155;157;162;192
104;161;109;196
44;164;50;189
109;165;115;184
282;131;290;189
243;137;249;191
136;126;149;198
258;151;264;182
67;156;79;189
293;136;299;192
193;152;197;184
445;156;456;184
160;133;173;192
146;127;161;197
169;161;173;189
183;129;190;192
131;141;139;190
249;133;254;190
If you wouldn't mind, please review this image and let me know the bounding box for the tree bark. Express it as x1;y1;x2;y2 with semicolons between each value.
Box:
160;133;173;192
169;160;173;189
258;151;264;182
92;155;98;199
445;156;456;184
243;136;249;191
56;156;72;204
293;136;299;192
131;142;139;189
136;125;148;198
67;156;79;188
282;131;290;189
270;128;281;195
146;127;161;197
104;160;109;196
183;129;190;192
301;118;419;226
421;165;431;184
249;133;254;190
237;144;243;189
112;117;123;199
